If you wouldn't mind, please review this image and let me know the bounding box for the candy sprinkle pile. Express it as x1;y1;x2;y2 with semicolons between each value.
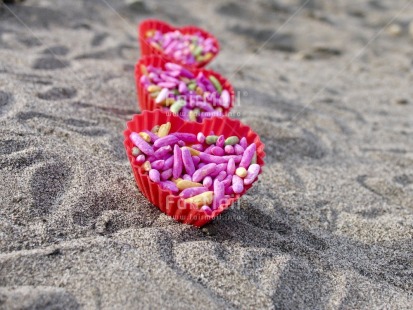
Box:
146;30;217;65
130;122;260;215
140;62;231;121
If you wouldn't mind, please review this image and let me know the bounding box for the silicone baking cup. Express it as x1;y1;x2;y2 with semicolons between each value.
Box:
124;110;265;227
135;55;235;120
138;19;220;70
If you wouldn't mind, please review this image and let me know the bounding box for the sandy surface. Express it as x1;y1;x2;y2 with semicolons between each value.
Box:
0;0;412;309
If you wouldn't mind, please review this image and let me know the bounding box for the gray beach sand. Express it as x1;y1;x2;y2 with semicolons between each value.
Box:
0;0;412;309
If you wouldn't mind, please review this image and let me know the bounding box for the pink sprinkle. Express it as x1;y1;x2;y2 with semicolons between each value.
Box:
203;176;213;188
224;145;234;154
173;144;183;179
149;169;160;183
136;154;146;164
232;175;244;194
155;88;169;104
200;205;213;215
197;132;205;143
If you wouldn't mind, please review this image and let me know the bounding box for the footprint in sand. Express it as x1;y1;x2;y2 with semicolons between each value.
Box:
37;87;77;101
30;161;71;216
32;57;70;70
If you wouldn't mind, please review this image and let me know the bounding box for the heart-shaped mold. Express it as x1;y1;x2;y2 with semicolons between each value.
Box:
139;19;220;70
124;110;265;227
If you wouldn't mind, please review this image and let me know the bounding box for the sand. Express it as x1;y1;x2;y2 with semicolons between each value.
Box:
0;0;412;309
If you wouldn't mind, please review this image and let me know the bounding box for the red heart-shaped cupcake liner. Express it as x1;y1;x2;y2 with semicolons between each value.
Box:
124;110;265;227
135;55;235;120
138;19;220;70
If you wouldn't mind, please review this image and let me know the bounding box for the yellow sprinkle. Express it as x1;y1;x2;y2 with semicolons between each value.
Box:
204;53;213;60
158;122;171;137
139;132;151;142
147;85;161;93
187;147;200;156
146;30;155;37
172;178;183;184
184;191;214;208
177;180;203;190
165;98;175;106
236;167;248;178
196;87;204;96
140;64;148;76
193;108;201;116
142;161;151;172
189;110;197;121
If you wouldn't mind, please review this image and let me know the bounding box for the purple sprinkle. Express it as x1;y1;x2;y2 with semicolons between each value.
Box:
143;130;159;142
154;135;179;148
200;205;212;215
183;174;192;181
227;158;236;175
151;160;164;170
232;175;244;194
165;62;183;71
182;147;195;176
178;82;187;93
222;174;232;187
173;144;183;179
239;143;256;168
223;155;242;163
179;186;208;199
225;186;234;195
173;133;197;143
234;144;245;155
216;170;227;181
160;180;179;193
130;132;154;156
192;163;217;183
192;155;201;166
198;152;227;164
149;169;161;183
210;163;227;178
164;155;174;170
216;135;225;148
136;154;145;164
240;137;248;149
212;179;224;210
211;146;224;156
244;164;260;185
158;82;177;89
154;145;173;160
203;176;213;188
161;168;173;180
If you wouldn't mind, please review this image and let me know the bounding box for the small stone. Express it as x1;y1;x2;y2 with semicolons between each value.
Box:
126;0;149;13
395;98;409;105
293;51;313;60
387;24;402;36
